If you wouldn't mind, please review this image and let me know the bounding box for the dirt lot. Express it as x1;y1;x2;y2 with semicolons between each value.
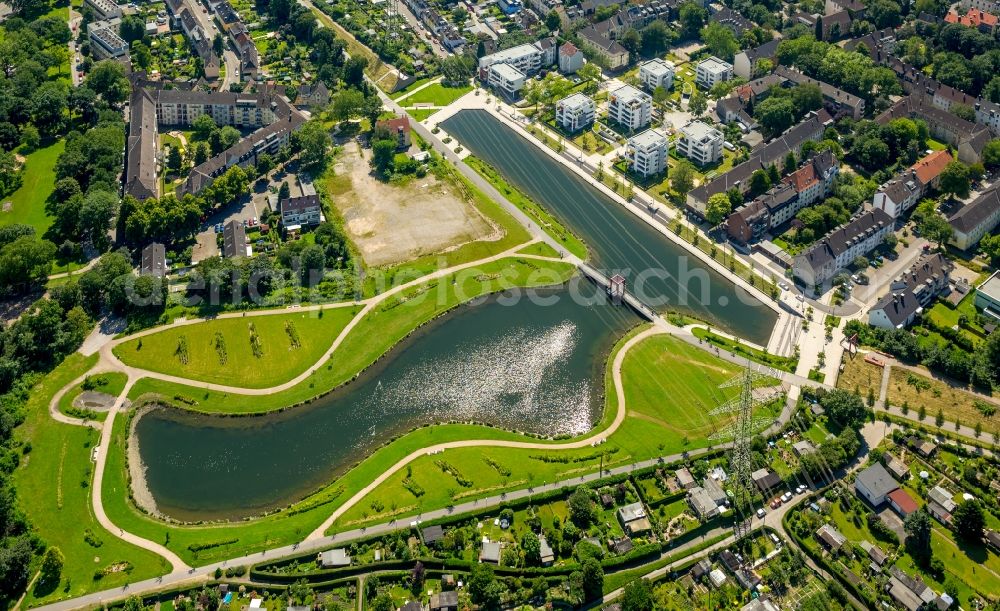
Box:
331;141;497;267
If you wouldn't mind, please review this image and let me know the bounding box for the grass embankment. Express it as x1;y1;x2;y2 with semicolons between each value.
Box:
113;308;358;389
15;355;169;607
58;371;129;422
126;257;573;414
398;82;472;107
328;331;782;530
691;327;797;372
0;140;65;235
323;147;533;299
516;242;561;258
101;258;578;564
465;155;589;260
307;6;396;89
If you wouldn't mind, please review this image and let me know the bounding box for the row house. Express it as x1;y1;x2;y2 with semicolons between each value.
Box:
876;94;991;164
872;150;952;218
792;208;894;286
948;185;1000;250
868;253;954;329
688;109;832;214
725;151;839;243
773;66;865;119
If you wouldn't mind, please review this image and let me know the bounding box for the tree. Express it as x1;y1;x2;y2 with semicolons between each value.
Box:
819;389;869;428
700;22;739;61
545;9;561;31
951;499;985;542
119;15;146;43
167;145;183;173
621;579;654;611
193;114;217;141
371;139;396;175
294;120;332;173
468;563;502;610
852;255;869;270
568;487;596;528
581;557;604;601
755;96;795;135
689;90;707;116
678;1;708;37
0;235;56;294
938;160;970;199
749;169;771;197
369;593;393;611
79;190;119;251
641;21;677;56
705;192;732;225
37;546;64;590
914;200;953;246
213;33;224;56
904;509;932;558
331;89;365;121
84;60;130;105
522;532;541;565
620;28;641;56
344;56;368;87
979;233;1000;266
672;159;695;197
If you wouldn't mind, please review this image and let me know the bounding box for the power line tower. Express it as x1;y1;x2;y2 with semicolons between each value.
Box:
710;362;782;565
385;0;400;42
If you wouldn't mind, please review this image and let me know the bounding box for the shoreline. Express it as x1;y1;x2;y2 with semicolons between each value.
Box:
121;316;646;526
125;405;162;520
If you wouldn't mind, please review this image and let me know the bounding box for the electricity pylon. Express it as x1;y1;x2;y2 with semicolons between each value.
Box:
711;361;780;565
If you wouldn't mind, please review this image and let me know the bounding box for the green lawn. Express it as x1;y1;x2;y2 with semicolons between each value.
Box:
15;355;170;607
516;242;562;258
691;327;797;371
405;107;438;122
400;82;472;107
465;155;589;260
331;331;782;530
389;76;437;99
113;307;359;388
0;140;65;235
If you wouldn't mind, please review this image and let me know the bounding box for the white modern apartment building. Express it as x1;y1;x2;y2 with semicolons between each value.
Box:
478;38;556;75
638;58;675;92
555;93;596;132
675;121;723;165
696;56;733;89
488;63;527;98
607;85;652;131
625;129;669;177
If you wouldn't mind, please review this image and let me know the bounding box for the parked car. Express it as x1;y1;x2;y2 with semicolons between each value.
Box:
756;508;766;519
796;485;807;494
770;497;782;509
781;491;792;502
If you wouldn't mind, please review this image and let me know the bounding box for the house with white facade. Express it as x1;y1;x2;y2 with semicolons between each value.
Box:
488;63;527;98
868;254;953;329
675;121;723;165
555;93;596;132
793;209;894;286
949;185;1000;250
625;129;669;177
872;150;952;219
280;195;323;231
558;42;584;74
607;84;652;131
638;58;675;92
696;56;733;89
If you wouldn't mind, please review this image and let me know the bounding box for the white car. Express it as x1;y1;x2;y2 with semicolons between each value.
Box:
796;484;807;494
756;508;766;519
781;492;792;502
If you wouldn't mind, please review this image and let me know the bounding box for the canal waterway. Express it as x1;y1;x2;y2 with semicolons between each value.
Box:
442;110;776;345
136;282;638;520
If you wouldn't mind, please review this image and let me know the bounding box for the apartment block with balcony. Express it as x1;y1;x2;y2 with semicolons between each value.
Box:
607;84;652;131
696;56;733;89
625;129;669;178
675;121;723;165
555;93;596;132
638;58;675;92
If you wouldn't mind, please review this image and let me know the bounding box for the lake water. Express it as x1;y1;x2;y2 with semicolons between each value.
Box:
135;112;776;520
442;110;776;345
136;282;638;520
